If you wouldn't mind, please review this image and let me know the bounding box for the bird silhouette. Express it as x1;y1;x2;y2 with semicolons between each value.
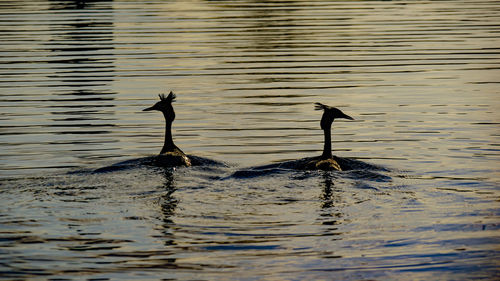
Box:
143;92;192;166
93;91;224;173
230;102;385;178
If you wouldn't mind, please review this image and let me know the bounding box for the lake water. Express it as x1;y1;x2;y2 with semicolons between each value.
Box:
0;0;499;280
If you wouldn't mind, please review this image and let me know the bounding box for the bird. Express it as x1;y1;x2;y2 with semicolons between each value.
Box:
231;102;365;177
142;91;193;167
301;103;354;171
93;91;224;173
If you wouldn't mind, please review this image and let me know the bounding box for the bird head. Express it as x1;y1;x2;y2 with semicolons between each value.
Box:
314;103;354;130
143;91;176;121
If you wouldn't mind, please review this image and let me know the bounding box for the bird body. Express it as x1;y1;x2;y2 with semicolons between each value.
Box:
153;149;192;167
305;157;342;171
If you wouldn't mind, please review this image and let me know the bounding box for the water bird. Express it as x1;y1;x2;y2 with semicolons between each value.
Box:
142;91;193;166
93;91;223;172
300;103;355;171
231;103;385;178
142;91;225;167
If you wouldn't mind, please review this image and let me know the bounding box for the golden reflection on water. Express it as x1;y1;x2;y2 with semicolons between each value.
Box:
0;0;499;280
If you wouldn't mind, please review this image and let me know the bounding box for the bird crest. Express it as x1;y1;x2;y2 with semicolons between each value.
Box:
314;102;330;111
159;91;176;103
314;102;354;121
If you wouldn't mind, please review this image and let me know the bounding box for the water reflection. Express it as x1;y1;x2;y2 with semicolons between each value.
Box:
318;172;345;245
42;0;120;168
0;0;499;279
0;0;122;174
159;169;178;246
320;173;341;210
215;2;310;91
47;0;116;135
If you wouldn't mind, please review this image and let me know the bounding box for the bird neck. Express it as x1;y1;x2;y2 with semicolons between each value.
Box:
160;118;176;154
321;125;333;159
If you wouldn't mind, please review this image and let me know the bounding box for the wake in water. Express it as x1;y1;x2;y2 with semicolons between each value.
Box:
229;156;390;182
93;154;226;173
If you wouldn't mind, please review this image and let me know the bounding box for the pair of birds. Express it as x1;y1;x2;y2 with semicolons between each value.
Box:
142;91;355;171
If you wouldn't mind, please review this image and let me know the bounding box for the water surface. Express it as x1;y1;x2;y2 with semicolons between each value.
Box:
0;1;499;280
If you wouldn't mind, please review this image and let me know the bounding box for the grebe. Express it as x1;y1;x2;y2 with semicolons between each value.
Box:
142;91;226;167
142;91;192;166
93;91;223;172
231;102;384;177
301;103;354;171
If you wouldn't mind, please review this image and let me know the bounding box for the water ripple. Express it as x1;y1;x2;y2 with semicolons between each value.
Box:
0;0;499;280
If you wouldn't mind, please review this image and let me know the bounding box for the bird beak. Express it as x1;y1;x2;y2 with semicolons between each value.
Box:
143;106;155;111
342;113;354;120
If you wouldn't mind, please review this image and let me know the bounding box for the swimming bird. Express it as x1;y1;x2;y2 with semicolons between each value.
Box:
93;91;223;173
231;103;376;177
142;91;192;166
301;103;354;171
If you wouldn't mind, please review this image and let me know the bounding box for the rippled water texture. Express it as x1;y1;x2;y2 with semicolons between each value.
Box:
1;1;499;280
